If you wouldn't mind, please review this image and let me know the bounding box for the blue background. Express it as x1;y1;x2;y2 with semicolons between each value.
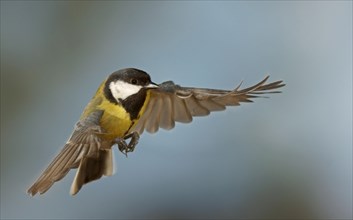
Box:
1;1;352;219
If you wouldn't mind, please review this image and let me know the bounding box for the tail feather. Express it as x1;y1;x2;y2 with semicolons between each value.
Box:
70;149;114;195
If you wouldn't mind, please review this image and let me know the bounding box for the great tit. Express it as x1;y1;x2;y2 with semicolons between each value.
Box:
27;68;285;196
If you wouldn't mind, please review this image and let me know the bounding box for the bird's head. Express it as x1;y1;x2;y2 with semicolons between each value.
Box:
104;68;158;104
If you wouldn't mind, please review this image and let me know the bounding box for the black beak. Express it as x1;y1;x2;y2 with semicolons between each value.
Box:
146;82;159;88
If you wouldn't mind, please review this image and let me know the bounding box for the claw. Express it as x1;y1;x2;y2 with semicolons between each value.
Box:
114;132;140;157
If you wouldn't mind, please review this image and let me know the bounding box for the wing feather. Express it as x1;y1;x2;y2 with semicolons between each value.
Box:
199;99;226;111
132;76;284;134
172;95;193;123
145;93;162;133
184;95;210;116
159;93;174;130
27;110;109;196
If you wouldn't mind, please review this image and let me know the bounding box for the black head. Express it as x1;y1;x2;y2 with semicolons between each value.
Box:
103;68;157;104
106;68;153;87
103;68;157;119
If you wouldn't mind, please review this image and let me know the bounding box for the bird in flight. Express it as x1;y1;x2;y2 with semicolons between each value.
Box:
27;68;285;196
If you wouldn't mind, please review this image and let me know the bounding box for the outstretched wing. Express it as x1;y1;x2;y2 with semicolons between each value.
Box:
132;76;285;134
27;110;113;196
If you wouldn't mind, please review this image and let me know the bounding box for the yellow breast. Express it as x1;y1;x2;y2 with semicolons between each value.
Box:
97;99;133;140
79;80;152;141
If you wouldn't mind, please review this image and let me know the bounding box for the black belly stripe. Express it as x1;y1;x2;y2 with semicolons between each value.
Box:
120;88;147;120
124;121;136;136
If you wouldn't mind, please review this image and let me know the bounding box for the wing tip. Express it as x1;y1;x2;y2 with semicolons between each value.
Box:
27;182;51;197
27;187;37;197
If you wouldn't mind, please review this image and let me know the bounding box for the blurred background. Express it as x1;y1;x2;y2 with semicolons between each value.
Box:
1;1;352;219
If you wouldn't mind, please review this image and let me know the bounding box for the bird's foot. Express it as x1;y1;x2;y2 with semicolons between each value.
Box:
115;132;140;157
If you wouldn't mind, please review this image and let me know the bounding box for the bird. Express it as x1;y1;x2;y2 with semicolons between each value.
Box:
27;68;285;196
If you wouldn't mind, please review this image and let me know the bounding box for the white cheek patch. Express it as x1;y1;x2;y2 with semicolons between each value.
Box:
109;80;143;101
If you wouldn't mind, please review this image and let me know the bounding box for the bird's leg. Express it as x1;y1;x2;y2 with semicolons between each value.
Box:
115;138;128;157
122;132;140;153
115;132;140;157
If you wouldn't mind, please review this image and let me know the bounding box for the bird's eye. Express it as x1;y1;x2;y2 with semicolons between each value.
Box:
131;79;138;85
